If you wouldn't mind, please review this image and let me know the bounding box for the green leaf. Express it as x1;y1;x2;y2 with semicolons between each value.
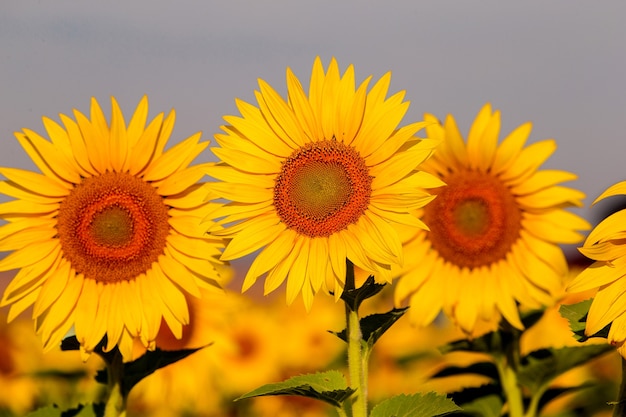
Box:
25;403;104;417
455;394;502;417
521;309;545;329
235;370;355;408
25;406;63;417
430;361;499;382
95;346;207;396
517;344;613;393
559;299;611;342
537;383;597;413
439;330;511;355
341;275;386;312
370;392;460;417
449;384;503;408
332;308;408;348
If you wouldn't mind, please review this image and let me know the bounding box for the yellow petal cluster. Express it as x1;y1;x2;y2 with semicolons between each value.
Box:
206;57;441;308
394;103;589;334
0;96;226;360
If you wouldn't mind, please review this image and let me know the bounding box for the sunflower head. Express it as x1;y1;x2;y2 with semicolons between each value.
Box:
567;181;626;358
0;96;227;360
206;57;442;309
394;103;589;334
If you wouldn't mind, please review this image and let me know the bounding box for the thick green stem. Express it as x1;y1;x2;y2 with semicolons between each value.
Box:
346;305;367;417
494;329;524;417
496;356;524;417
343;260;368;417
104;350;127;417
612;356;626;417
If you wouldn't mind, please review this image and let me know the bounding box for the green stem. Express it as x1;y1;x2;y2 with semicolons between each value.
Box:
494;329;524;417
347;306;367;417
336;405;349;417
496;356;524;417
104;349;127;417
612;356;626;417
525;384;548;417
344;261;368;417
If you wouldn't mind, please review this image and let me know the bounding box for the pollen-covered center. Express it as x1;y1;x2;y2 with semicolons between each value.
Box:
274;140;372;237
90;206;133;247
57;172;170;283
423;170;522;269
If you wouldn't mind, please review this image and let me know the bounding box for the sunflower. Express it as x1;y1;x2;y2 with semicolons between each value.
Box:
568;181;626;357
394;103;589;334
0;96;225;360
205;57;441;308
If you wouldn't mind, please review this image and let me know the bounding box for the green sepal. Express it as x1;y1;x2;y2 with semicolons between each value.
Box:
430;361;499;382
332;307;408;348
24;403;104;417
95;345;208;396
235;370;355;408
559;299;611;342
517;344;613;393
369;392;461;417
341;275;386;312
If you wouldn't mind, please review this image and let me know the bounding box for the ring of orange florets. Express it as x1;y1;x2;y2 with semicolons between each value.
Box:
424;170;521;269
57;171;170;283
274;140;372;238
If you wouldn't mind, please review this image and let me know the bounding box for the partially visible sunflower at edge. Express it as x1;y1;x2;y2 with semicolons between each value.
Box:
205;57;442;308
568;181;626;358
0;96;226;360
394;103;590;334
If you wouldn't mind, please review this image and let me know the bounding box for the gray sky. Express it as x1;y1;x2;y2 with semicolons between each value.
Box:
1;0;625;226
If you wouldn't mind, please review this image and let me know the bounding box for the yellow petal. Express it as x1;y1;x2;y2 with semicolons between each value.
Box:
585;209;626;245
221;216;285;261
32;260;71;317
568;260;626;293
17;130;81;184
243;228;297;291
491;122;531;175
516;186;585;209
207;182;272;204
0;167;71;196
258;79;308;147
159;249;201;298
511;170;578;195
0;181;63;204
286;240;308;305
0;239;59;272
587;278;626;335
594;180;626;205
366;121;427;166
59;113;98;176
499;139;556;183
211;147;281;175
1;245;61;306
261;235;303;295
125;96;149;149
287;67;322;141
108;96;129;172
127;112;164;175
143;133;206;181
227;101;295;157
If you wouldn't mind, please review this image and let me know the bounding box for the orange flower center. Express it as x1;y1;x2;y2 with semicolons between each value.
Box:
423;170;521;268
57;172;170;283
274;141;372;238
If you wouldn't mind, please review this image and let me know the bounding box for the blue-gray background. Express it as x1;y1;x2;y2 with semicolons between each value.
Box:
1;0;625;228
